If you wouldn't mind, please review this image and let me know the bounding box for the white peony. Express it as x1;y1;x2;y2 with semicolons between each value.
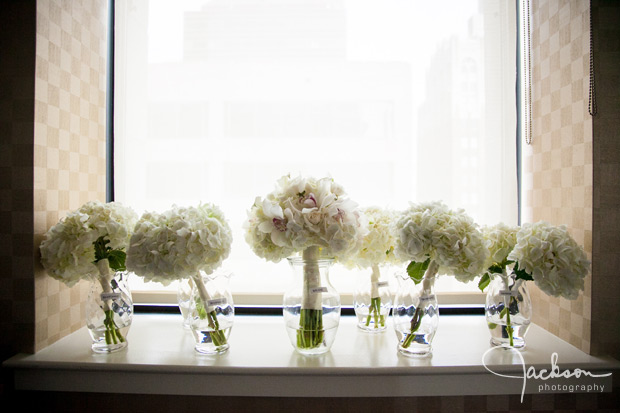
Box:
39;201;138;287
395;201;487;283
244;175;365;262
126;204;233;285
508;221;589;300
344;207;400;269
482;223;519;269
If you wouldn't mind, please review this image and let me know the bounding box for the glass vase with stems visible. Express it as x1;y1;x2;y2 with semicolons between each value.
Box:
283;246;340;355
86;259;133;353
393;261;439;357
485;271;531;348
189;270;234;354
353;264;392;332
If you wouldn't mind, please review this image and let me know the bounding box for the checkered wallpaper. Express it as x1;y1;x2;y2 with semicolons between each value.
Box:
32;0;108;351
523;0;593;354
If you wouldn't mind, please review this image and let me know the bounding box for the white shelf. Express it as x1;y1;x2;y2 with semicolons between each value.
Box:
4;314;618;397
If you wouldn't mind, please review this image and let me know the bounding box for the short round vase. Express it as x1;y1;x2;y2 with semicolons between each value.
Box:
283;253;340;356
392;273;438;357
485;273;532;349
86;268;133;353
189;270;234;355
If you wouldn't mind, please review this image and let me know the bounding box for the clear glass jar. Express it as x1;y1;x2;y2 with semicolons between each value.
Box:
353;265;392;332
283;253;340;355
189;270;234;354
485;273;532;348
86;262;133;353
392;272;438;357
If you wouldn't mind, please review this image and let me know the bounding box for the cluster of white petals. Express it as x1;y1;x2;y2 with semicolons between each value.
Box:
395;201;487;283
482;223;519;270
39;201;138;287
508;221;589;300
126;204;232;285
343;207;400;269
244;175;365;262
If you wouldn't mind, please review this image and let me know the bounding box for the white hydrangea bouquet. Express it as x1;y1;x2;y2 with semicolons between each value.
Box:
395;201;487;349
244;174;365;351
40;201;137;347
478;221;589;347
127;204;233;349
344;207;400;331
507;221;589;299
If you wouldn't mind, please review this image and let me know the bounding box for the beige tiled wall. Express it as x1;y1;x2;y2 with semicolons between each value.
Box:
522;0;593;353
525;0;620;359
32;0;108;351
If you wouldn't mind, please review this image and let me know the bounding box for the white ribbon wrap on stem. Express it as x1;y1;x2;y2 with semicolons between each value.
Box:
301;246;322;310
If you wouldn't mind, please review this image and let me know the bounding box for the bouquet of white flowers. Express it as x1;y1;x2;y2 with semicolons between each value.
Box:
127;204;233;349
244;174;365;351
40;201;137;347
394;201;487;349
508;221;589;300
344;207;400;330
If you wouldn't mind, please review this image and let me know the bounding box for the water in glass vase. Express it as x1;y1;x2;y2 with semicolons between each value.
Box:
486;313;530;348
394;322;435;357
354;304;390;332
88;325;130;353
284;320;338;356
192;321;233;354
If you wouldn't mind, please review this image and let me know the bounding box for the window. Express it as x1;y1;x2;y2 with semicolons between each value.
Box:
114;0;518;305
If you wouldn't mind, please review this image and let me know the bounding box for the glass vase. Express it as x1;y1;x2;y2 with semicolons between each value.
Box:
86;260;133;353
353;265;392;332
283;248;340;355
177;278;193;329
393;272;438;357
485;273;532;349
189;270;234;354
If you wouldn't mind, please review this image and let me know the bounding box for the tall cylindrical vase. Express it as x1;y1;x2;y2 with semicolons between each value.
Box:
86;259;133;353
189;270;234;354
485;272;532;348
283;247;340;355
392;264;438;357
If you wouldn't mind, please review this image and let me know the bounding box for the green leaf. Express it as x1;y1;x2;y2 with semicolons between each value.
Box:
93;236;111;263
488;264;504;274
487;322;498;330
478;273;491;292
406;259;430;285
195;297;207;320
92;235;127;272
513;261;534;282
107;250;127;272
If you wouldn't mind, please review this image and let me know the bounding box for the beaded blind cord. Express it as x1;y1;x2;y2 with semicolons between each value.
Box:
588;0;597;116
522;0;532;145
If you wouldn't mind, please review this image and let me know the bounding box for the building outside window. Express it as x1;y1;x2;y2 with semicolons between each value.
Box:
113;0;518;306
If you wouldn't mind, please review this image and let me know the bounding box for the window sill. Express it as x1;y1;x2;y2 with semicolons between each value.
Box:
4;314;618;398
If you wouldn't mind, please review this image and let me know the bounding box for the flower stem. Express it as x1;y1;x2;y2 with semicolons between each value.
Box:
500;271;514;347
96;259;126;345
297;247;324;349
192;273;228;348
366;265;384;328
402;260;438;349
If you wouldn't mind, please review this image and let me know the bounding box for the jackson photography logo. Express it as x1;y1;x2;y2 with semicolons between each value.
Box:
482;347;613;403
